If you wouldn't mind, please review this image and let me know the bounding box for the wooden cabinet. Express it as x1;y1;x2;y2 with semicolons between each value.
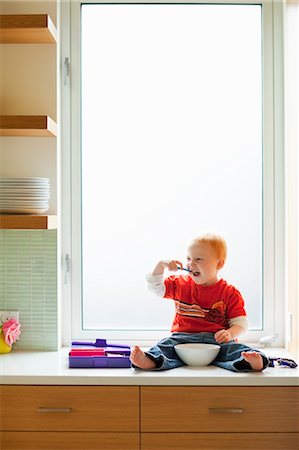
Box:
0;386;139;450
140;386;299;432
1;432;139;450
0;385;298;450
141;433;298;450
140;386;299;450
1;386;139;432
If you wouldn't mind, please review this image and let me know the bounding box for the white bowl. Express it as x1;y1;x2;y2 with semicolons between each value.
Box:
174;343;220;367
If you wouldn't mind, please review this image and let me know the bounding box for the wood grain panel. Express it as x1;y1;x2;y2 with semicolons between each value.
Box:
0;116;57;137
0;14;56;43
0;386;139;432
141;386;299;432
1;432;139;450
0;215;56;230
141;432;299;450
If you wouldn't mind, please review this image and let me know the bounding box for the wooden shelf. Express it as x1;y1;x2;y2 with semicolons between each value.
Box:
0;215;57;230
0;115;57;137
0;14;56;43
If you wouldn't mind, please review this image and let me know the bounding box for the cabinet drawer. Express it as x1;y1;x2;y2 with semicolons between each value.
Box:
0;386;139;431
1;432;139;450
141;387;299;432
141;433;299;450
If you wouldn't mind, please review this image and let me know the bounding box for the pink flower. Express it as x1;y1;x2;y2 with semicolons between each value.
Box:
1;319;21;346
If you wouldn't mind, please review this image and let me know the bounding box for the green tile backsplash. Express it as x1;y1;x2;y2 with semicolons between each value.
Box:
0;230;58;350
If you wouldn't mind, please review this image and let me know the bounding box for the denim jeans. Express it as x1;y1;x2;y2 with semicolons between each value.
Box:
137;332;268;372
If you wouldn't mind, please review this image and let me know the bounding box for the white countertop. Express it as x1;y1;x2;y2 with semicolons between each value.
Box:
0;347;298;386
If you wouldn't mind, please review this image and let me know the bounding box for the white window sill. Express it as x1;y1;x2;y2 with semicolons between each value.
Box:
0;347;297;386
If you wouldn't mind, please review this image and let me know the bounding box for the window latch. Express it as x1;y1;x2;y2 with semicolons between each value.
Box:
64;253;71;284
64;57;70;86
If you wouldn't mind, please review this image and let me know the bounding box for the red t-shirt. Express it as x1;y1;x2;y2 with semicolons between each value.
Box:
164;276;246;333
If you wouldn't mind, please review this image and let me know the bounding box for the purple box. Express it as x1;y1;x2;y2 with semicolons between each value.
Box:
69;339;131;368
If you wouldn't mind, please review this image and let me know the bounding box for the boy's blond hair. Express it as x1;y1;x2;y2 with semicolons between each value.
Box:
189;233;227;262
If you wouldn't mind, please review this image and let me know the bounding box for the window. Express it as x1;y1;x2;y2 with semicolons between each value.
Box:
61;1;285;345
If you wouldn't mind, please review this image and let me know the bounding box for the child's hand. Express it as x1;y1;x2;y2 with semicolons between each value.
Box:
152;260;183;276
214;329;232;344
163;260;183;271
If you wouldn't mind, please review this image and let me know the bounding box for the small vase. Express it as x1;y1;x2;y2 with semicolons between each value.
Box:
0;330;12;353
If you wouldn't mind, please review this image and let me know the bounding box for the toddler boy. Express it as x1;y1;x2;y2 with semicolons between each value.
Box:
130;233;268;372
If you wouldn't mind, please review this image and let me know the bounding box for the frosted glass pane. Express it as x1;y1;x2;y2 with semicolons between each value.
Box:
81;4;262;331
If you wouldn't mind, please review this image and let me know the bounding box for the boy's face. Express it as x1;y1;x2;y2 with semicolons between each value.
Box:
186;242;224;286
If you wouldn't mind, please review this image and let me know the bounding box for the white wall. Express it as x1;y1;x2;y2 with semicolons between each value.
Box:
285;1;299;359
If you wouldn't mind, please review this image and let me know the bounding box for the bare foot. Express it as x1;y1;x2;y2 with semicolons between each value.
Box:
130;346;156;369
242;351;264;371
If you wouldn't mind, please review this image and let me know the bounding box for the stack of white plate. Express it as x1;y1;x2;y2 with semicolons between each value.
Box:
0;177;50;214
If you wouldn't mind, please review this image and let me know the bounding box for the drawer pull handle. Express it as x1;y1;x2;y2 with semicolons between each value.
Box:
209;408;244;414
37;407;72;413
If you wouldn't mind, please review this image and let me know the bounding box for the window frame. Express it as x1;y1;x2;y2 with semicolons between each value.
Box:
60;0;285;346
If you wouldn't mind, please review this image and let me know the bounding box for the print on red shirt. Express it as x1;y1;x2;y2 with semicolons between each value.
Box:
164;276;246;333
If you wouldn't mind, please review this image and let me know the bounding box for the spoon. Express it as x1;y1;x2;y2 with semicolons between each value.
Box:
177;266;192;273
177;266;200;276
